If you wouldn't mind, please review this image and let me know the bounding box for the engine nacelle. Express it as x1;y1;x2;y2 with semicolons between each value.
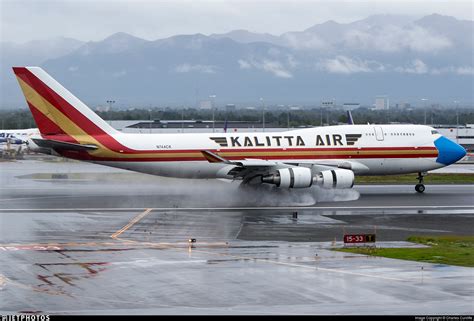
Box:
262;167;313;188
313;169;355;189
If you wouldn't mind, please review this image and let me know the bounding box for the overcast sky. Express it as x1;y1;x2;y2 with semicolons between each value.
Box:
1;0;472;43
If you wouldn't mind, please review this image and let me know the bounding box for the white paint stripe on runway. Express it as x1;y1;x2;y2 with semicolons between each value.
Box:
0;196;83;202
0;205;473;212
192;249;407;282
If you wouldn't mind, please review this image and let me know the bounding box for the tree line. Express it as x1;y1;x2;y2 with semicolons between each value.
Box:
1;107;473;129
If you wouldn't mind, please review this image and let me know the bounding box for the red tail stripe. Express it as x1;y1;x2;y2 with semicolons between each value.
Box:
14;67;139;152
28;102;79;144
15;67;106;137
28;102;63;136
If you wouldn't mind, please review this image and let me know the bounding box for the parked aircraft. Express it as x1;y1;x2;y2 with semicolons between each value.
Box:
0;128;38;144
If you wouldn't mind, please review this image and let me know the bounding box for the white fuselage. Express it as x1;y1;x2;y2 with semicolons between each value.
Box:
86;124;444;179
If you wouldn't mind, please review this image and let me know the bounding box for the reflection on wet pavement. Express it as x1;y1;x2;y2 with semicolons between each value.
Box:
0;160;473;314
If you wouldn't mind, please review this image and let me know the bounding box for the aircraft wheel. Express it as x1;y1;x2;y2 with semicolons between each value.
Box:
415;184;425;193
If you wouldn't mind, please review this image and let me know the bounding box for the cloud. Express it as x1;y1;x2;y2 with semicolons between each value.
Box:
238;59;251;69
392;60;474;75
286;55;299;68
282;32;327;50
455;66;474;75
261;60;293;78
343;25;452;53
238;59;293;78
112;70;127;77
317;55;382;74
1;1;472;44
317;56;472;76
175;64;216;74
394;59;428;74
431;66;474;75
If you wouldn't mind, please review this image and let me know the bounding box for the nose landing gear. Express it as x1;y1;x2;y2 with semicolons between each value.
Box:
415;172;426;193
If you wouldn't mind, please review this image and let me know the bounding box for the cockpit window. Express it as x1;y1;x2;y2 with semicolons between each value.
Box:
431;130;439;135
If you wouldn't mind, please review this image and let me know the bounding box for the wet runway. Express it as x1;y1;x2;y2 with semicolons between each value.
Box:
0;160;473;314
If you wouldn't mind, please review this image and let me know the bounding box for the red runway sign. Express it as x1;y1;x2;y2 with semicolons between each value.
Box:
344;234;376;243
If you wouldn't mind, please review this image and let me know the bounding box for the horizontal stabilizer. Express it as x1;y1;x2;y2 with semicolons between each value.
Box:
32;138;98;152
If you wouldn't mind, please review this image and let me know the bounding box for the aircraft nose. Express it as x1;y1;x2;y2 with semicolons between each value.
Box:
434;136;467;165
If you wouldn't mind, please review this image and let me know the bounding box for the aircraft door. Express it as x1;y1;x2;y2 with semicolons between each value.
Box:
374;126;384;141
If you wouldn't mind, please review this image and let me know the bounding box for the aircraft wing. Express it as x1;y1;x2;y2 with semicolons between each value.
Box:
201;150;368;181
284;159;369;173
202;150;280;181
202;150;278;167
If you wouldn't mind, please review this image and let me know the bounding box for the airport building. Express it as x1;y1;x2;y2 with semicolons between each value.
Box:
394;102;411;109
436;124;474;151
225;104;237;111
199;100;213;109
374;96;389;110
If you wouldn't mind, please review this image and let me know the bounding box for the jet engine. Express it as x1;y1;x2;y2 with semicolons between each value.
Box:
261;167;313;188
262;167;355;189
313;169;355;189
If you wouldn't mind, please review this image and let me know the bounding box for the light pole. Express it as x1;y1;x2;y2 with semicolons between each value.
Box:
106;100;115;110
431;105;434;125
421;98;428;125
328;98;335;125
148;109;152;133
287;106;290;130
320;103;323;126
181;107;184;132
454;100;460;143
106;100;115;125
260;97;265;132
209;95;216;133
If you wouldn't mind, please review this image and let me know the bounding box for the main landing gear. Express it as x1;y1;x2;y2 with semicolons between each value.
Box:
415;172;426;193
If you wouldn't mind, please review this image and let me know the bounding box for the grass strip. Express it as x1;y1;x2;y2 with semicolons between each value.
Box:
337;235;474;267
355;173;474;184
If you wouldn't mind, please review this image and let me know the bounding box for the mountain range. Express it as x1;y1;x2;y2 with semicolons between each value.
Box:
1;14;473;108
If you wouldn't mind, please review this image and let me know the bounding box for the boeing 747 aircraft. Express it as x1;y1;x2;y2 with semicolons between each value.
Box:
13;67;466;193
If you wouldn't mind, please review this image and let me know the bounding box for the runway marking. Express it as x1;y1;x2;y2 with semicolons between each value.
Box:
0;273;66;296
0;205;473;212
190;247;437;282
111;208;153;239
0;245;62;251
191;248;408;282
0;240;228;252
0;242;128;251
0;195;85;202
